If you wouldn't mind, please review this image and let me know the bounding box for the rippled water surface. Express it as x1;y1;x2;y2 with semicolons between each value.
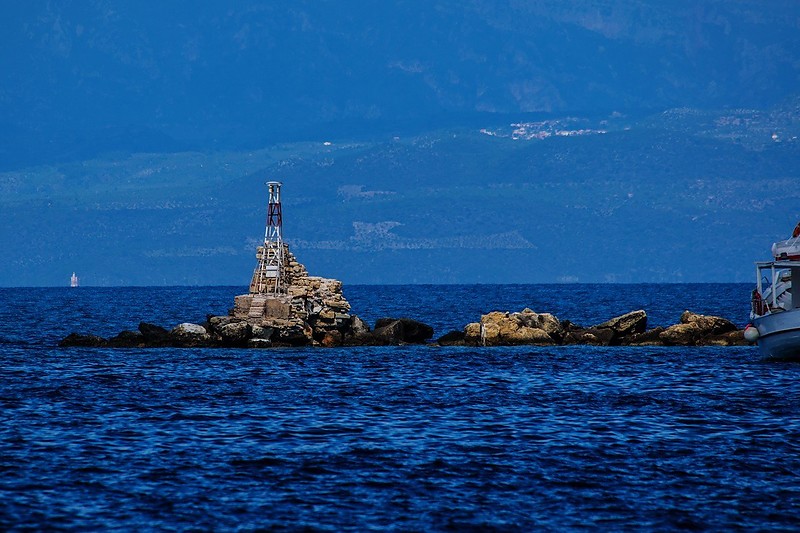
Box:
2;284;800;530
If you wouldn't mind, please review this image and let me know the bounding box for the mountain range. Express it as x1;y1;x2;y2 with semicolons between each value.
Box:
2;1;800;285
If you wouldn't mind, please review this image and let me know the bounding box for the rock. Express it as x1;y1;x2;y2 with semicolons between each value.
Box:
208;315;236;334
372;320;405;345
61;295;749;351
395;318;434;343
560;320;583;332
171;323;208;336
251;325;274;340
236;247;353;328
660;323;702;346
494;313;518;340
660;312;739;346
480;320;502;345
464;311;555;346
680;311;737;335
273;324;313;346
138;322;171;346
563;327;615;346
373;318;434;344
437;330;466;346
477;312;512;346
341;332;379;346
374;317;395;329
247;338;272;348
350;315;370;335
594;310;647;344
623;327;665;346
535;313;564;341
108;330;144;348
700;329;748;346
505;325;554;345
318;309;336;321
59;333;108;347
516;310;564;341
320;331;342;347
170;323;211;347
333;313;352;329
219;321;252;347
463;322;482;345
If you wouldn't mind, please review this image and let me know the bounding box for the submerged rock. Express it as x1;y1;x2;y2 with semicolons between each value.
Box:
59;333;108;347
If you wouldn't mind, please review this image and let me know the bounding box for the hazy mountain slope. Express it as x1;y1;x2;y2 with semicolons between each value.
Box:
2;105;799;286
2;1;799;168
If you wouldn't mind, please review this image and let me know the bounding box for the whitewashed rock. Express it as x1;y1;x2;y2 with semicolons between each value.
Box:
170;323;210;346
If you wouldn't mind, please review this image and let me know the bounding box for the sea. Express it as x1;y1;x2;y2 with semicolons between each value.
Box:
2;283;800;530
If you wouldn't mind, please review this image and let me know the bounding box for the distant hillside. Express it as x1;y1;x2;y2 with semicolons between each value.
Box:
2;104;799;286
2;1;800;168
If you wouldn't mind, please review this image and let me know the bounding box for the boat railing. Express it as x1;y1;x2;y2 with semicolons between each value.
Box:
752;291;768;316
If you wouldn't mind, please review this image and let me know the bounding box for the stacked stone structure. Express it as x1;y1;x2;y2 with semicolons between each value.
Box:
57;178;434;349
228;244;356;346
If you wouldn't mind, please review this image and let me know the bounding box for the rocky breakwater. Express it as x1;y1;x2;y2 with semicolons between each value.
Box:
437;309;750;347
59;315;435;349
218;247;433;347
59;245;435;349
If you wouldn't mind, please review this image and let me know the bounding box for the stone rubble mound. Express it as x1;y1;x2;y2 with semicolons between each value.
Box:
59;308;750;349
437;309;748;347
56;243;750;350
59;317;435;348
59;245;436;349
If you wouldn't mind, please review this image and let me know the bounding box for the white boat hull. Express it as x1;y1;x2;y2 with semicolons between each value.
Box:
753;308;800;359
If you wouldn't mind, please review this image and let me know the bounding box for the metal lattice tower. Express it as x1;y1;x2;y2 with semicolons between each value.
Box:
249;181;285;294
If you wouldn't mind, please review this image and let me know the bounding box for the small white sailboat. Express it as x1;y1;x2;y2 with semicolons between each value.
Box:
70;272;79;287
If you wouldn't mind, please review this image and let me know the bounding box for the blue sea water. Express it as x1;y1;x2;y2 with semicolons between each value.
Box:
2;284;800;530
